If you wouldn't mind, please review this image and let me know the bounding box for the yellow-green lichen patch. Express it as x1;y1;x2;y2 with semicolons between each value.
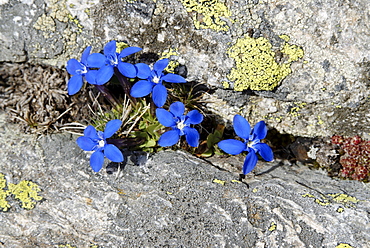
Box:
0;173;10;211
159;48;180;73
337;207;344;213
221;81;230;89
33;14;56;38
58;244;76;248
302;193;360;209
289;102;307;117
328;193;360;208
268;221;277;231
226;36;304;91
116;42;129;53
281;42;304;63
279;34;290;42
179;0;231;32
212;179;227;185
32;0;92;65
336;243;354;248
7;180;43;210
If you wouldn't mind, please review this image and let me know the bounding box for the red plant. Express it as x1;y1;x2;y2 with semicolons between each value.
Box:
332;135;370;181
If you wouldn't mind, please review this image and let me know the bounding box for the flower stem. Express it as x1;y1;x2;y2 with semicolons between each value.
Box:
114;67;137;105
94;85;121;110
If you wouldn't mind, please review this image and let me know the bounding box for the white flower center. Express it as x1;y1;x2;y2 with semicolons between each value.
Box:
98;139;105;148
108;54;118;66
247;139;259;148
76;65;87;75
152;76;160;84
177;120;186;130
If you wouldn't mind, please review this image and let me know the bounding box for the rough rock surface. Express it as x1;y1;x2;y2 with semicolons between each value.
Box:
1;0;369;138
0;111;369;247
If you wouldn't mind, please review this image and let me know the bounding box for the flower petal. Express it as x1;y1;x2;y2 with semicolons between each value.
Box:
254;143;273;162
252;121;267;140
81;46;91;65
87;53;106;68
152;83;167;108
156;108;176;127
96;65;114;85
104;40;116;56
218;139;246;155
184;127;200;147
243;150;258;175
67;75;83;95
158;129;180;147
135;63;152;79
66;59;83;75
76;136;96;151
104;119;122;138
119;46;142;58
130;80;154;98
104;144;124;162
85;70;98;84
233;114;251;140
81;46;92;65
90;151;105;172
153;59;169;73
84;125;98;139
169;101;185;117
185;110;203;125
118;62;137;78
161;73;186;83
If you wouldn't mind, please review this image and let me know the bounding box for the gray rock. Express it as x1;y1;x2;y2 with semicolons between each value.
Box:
0;111;369;247
1;0;369;138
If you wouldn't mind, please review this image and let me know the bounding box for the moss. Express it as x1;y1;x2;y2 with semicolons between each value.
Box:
226;35;304;91
0;173;10;211
179;0;231;32
7;180;43;210
159;48;180;73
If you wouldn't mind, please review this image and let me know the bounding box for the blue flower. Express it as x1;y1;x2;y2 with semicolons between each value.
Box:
156;101;203;147
218;115;273;175
87;40;142;85
66;46;97;95
76;119;124;172
130;59;186;107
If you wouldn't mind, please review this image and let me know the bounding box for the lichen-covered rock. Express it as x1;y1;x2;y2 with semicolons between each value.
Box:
0;111;369;247
1;0;369;138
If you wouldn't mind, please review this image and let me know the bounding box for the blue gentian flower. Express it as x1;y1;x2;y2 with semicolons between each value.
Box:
131;59;186;107
87;40;142;85
156;101;203;147
76;119;124;172
66;46;97;95
218;115;273;175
